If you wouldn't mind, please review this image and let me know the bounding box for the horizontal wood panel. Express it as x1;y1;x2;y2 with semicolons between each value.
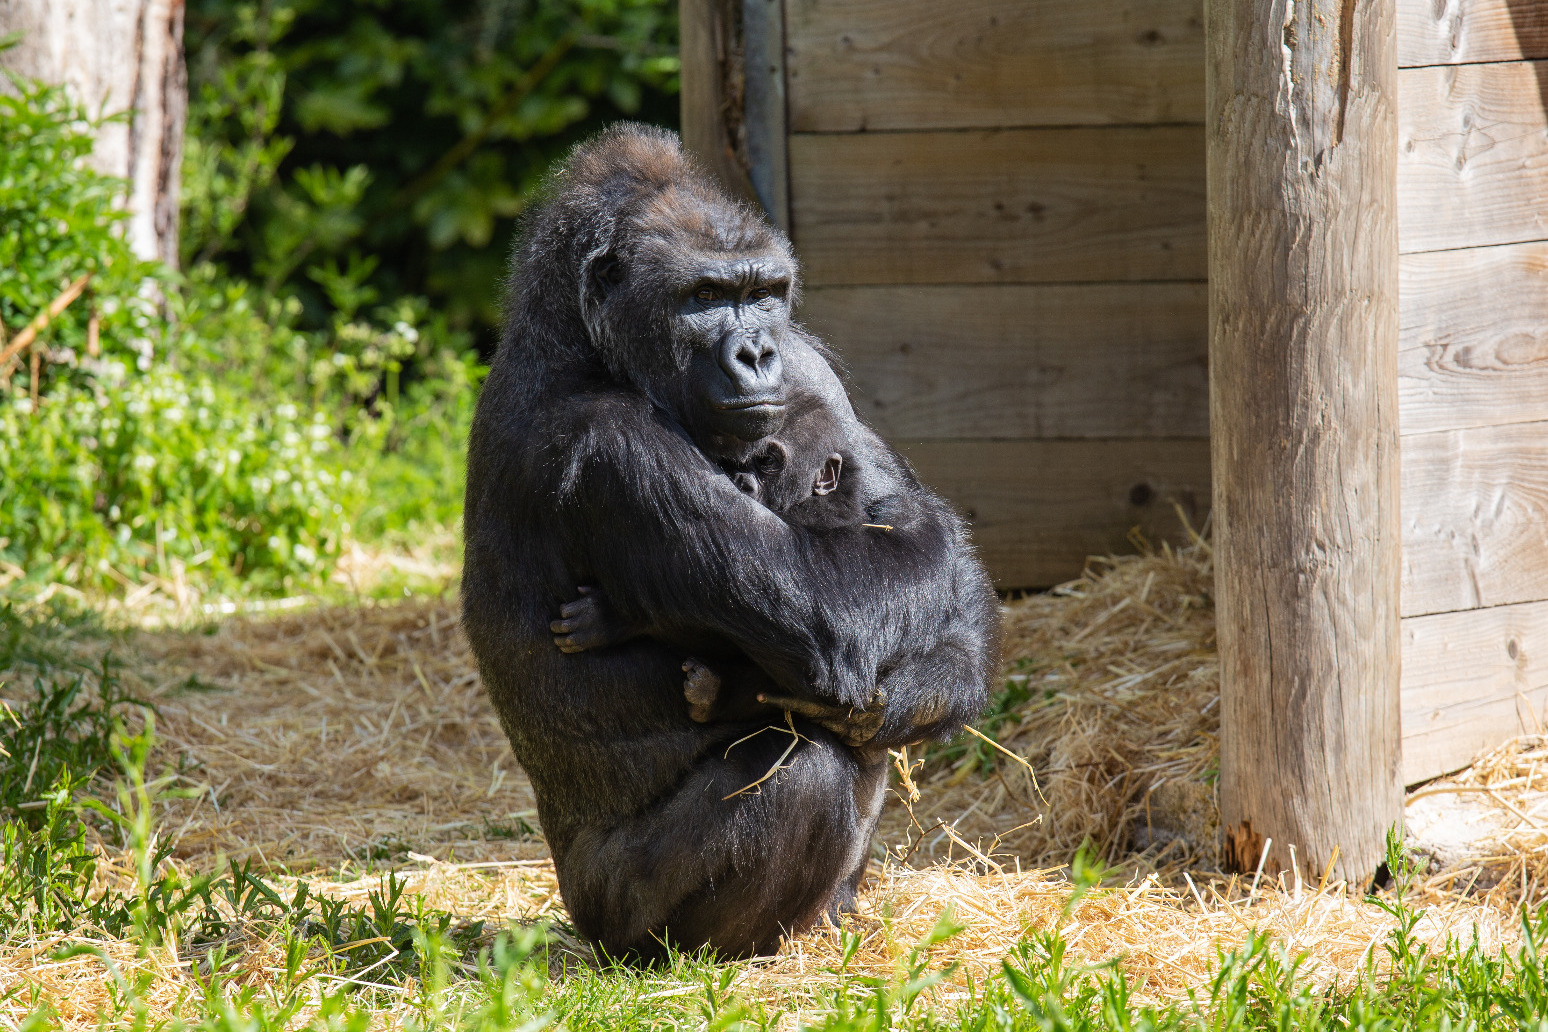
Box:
1398;0;1548;68
1399;61;1548;254
790;128;1206;286
1400;243;1548;434
899;439;1211;588
1402;600;1548;782
804;284;1208;439
1402;420;1548;616
785;0;1204;131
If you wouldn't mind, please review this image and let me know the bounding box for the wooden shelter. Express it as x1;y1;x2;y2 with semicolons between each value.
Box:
681;0;1548;882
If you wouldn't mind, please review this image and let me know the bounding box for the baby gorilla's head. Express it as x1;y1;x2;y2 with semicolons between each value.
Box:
730;437;842;512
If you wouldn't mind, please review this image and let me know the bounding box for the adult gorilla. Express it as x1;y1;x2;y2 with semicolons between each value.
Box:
462;124;998;961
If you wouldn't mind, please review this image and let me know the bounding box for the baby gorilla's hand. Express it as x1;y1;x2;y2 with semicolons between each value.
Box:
682;657;721;722
755;689;887;747
550;586;628;653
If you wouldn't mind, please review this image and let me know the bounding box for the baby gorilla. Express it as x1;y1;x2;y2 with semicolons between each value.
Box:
551;396;887;746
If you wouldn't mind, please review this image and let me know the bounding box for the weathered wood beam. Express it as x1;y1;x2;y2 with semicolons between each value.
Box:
741;0;789;231
1207;0;1403;882
678;0;757;202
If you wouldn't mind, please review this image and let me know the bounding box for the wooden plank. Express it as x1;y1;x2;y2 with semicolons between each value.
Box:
1399;61;1548;255
1402;421;1548;616
1402;601;1548;783
790;128;1205;286
1400;243;1548;435
742;0;789;231
1398;0;1548;68
803;284;1208;439
785;0;1204;131
898;439;1211;588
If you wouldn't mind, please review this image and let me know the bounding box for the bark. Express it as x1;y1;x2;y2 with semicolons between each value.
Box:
0;0;186;267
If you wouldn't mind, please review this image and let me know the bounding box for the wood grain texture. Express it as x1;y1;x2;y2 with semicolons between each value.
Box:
1207;0;1403;881
802;284;1208;439
784;0;1204;131
1401;421;1548;616
1400;243;1548;435
898;440;1211;589
789;128;1205;286
1402;601;1548;783
1399;61;1548;254
678;0;757;203
1398;0;1548;68
741;0;789;230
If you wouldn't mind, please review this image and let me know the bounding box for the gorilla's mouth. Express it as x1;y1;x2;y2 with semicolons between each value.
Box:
718;399;785;412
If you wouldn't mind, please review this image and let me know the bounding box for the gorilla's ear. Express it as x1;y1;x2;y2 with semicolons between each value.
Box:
579;244;623;328
587;254;622;298
813;453;843;496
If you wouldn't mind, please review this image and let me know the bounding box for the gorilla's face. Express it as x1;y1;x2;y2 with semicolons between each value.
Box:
587;237;797;443
578;180;801;443
670;254;793;441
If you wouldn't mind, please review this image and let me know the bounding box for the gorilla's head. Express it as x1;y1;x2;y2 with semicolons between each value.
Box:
509;124;800;442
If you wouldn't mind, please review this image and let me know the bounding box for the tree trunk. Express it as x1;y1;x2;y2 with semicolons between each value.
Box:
0;0;186;267
1206;0;1403;885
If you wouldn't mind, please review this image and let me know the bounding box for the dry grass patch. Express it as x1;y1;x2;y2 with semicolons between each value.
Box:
877;535;1219;872
137;598;537;869
6;534;1547;1026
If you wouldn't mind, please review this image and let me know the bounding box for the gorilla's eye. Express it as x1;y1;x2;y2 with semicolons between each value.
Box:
694;286;720;303
754;446;786;474
749;287;773;302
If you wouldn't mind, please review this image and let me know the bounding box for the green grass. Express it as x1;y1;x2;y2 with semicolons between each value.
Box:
5;605;1548;1031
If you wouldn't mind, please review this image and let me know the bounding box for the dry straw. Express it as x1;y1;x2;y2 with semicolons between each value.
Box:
877;529;1221;872
2;532;1543;1025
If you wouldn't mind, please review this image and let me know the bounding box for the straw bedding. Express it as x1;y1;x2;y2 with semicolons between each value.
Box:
3;537;1543;1022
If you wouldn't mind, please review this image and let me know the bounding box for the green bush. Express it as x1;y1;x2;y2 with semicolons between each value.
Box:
0;368;360;592
183;0;678;333
0;78;156;372
0;74;361;596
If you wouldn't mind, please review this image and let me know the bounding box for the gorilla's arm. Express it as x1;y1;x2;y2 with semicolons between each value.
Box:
551;391;952;712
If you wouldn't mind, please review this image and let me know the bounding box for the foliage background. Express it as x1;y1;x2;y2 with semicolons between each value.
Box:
0;0;679;601
182;0;679;341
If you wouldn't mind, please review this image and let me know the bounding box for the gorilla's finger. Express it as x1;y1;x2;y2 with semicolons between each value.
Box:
558;599;592;618
550;617;575;634
756;693;850;721
836;710;884;746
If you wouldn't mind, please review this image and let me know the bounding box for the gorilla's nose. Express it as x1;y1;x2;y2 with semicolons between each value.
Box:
720;333;782;395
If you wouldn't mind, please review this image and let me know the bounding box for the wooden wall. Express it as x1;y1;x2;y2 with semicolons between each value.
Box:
783;0;1211;588
696;0;1548;784
1396;0;1548;782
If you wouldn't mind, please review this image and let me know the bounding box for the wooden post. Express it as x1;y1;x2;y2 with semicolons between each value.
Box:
678;0;758;203
1206;0;1403;883
741;0;789;232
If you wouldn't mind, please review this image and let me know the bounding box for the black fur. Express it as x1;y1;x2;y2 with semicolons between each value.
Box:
552;362;976;747
461;124;1001;961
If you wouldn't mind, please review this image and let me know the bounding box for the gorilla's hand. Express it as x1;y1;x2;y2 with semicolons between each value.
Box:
551;586;637;653
756;689;888;747
682;657;721;722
